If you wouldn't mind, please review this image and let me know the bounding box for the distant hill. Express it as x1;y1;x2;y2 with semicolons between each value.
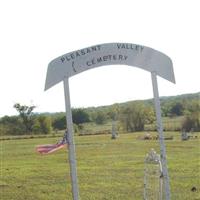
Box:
85;91;200;112
29;92;199;119
160;92;200;101
1;92;199;135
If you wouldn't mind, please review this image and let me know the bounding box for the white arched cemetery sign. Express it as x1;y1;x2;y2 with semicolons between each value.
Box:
45;43;175;90
45;43;175;200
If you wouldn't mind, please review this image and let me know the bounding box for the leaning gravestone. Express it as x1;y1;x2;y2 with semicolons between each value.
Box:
111;119;118;139
181;131;188;140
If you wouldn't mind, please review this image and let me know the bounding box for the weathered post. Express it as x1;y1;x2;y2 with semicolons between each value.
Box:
151;72;170;200
63;78;79;200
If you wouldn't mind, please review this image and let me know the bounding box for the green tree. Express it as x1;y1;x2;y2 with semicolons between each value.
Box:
169;102;184;116
94;111;107;125
120;103;153;132
0;115;25;135
52;114;66;130
13;103;36;134
182;112;200;132
182;99;200;132
107;104;120;120
72;108;90;124
33;115;52;134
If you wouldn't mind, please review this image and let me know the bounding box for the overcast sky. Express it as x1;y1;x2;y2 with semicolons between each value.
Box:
0;0;199;117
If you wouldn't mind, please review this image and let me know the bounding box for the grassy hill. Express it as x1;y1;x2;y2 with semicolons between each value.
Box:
0;92;199;136
85;91;200;112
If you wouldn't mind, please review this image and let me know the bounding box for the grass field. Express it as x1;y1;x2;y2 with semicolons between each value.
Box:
1;132;200;200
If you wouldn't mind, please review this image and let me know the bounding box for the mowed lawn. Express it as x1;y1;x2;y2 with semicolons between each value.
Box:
1;132;200;200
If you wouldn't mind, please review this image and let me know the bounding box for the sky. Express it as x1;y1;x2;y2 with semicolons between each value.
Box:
0;0;199;117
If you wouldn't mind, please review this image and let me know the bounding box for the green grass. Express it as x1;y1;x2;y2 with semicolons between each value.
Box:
1;132;200;200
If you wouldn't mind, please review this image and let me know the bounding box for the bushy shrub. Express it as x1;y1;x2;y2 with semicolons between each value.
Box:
0;116;26;135
52;115;66;130
182;112;200;132
33;115;52;134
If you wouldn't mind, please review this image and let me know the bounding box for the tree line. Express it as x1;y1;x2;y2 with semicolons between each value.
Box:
0;92;199;136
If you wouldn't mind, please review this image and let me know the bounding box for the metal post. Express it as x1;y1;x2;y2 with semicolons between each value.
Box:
63;78;79;200
151;72;170;200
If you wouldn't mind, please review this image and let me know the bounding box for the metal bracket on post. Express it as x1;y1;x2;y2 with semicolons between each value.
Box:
63;77;79;200
151;72;171;200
